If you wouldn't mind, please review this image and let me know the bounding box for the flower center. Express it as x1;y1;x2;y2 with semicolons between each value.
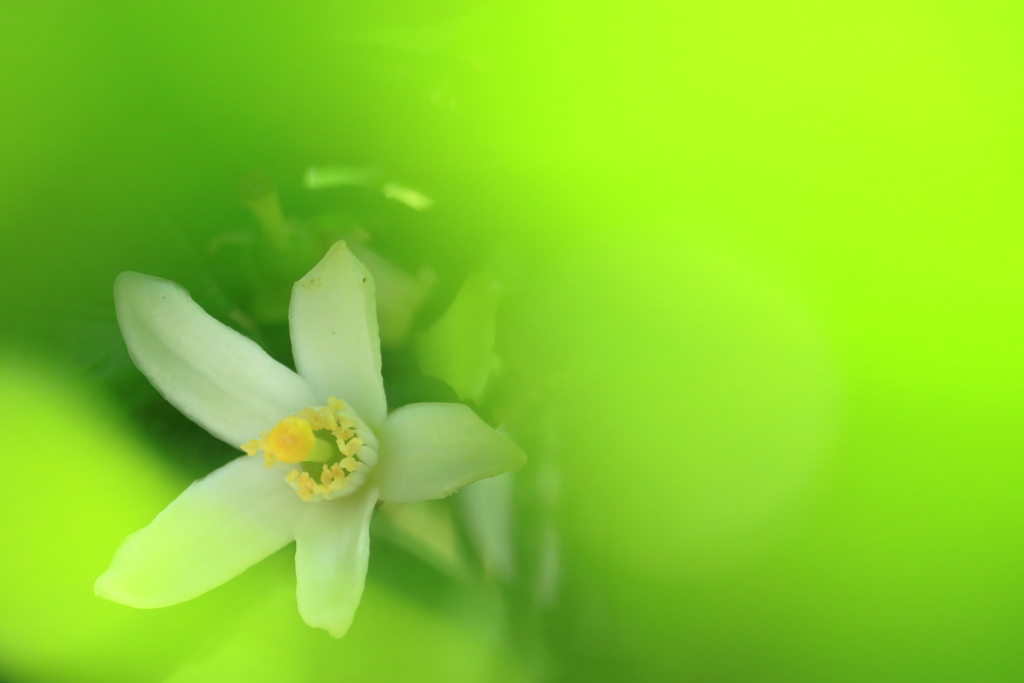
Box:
241;397;378;502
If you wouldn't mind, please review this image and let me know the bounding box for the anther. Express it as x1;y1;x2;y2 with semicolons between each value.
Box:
339;437;364;457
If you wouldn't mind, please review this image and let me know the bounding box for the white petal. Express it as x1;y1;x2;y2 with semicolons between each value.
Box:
374;403;527;504
289;241;387;429
115;272;319;448
95;455;305;608
294;486;379;638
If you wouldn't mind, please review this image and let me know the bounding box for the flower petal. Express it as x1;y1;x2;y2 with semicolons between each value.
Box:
115;272;319;448
294;486;379;638
289;241;387;429
374;403;527;503
95;455;305;608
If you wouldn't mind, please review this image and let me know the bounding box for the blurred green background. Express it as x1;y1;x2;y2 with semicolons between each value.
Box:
1;0;1022;681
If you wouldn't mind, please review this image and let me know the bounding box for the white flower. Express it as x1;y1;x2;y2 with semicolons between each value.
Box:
94;241;526;638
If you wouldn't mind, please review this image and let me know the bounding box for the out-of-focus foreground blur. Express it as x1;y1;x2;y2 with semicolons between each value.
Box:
1;1;1022;682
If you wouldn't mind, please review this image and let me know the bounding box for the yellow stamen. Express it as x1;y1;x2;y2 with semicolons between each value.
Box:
242;439;259;457
331;418;356;441
327;471;349;491
339;437;363;457
328;396;346;412
340;456;360;472
296;472;316;497
263;452;275;468
317;407;338;431
286;469;300;482
321;464;335;485
268;416;316;463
